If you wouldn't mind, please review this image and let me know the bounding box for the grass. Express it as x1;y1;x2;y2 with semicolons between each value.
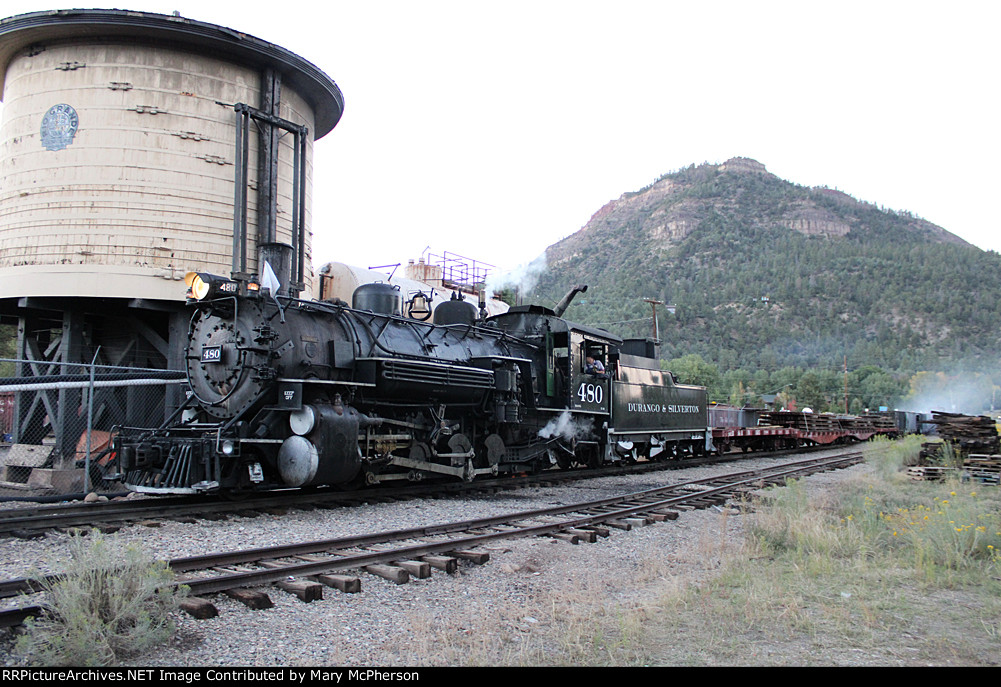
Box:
13;532;187;666
641;439;1001;665
392;437;1001;666
660;439;1000;664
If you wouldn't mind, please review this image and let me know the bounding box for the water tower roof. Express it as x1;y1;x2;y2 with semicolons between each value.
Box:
0;8;344;137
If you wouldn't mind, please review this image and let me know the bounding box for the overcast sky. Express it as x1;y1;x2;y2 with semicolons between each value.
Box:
3;1;999;278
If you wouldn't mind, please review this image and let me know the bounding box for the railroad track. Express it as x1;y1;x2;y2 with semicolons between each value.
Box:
0;444;843;538
0;451;863;627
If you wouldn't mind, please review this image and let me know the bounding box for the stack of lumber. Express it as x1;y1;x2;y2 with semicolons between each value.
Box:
964;455;1001;485
922;412;999;454
759;411;840;431
919;442;945;464
909;446;1001;484
907;465;955;481
854;412;897;431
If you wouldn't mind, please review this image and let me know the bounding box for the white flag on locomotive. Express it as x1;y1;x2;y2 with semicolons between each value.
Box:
261;260;281;295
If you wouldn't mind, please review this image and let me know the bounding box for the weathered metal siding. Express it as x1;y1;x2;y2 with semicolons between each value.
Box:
0;40;315;300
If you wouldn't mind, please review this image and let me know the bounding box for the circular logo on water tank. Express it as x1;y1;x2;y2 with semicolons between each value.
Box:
40;104;79;151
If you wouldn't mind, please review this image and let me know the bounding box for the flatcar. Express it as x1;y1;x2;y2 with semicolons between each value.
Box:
709;405;903;454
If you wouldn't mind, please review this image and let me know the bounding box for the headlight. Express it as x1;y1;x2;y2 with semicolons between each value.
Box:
185;272;238;300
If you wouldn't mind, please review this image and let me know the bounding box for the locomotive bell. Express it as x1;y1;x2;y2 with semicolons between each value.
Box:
407;291;432;320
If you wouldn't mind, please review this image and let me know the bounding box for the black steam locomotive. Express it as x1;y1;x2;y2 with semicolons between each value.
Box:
113;278;709;494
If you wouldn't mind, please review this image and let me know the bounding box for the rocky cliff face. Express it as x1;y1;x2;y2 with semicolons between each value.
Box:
553;157;969;256
718;157;770;174
779;206;851;238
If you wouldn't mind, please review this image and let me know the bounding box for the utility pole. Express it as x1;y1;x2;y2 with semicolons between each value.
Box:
643;298;663;344
844;355;849;414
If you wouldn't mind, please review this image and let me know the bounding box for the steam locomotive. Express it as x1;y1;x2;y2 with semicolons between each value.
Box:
113;277;709;494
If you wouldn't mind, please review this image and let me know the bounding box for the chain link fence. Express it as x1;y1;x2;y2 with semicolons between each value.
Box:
0;358;186;500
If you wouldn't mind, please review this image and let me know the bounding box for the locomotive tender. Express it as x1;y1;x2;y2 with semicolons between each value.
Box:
113;279;710;494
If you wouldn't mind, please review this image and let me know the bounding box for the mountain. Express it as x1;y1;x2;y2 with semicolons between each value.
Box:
523;158;1001;383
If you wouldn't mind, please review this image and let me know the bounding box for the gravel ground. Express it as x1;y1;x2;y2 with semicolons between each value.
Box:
0;449;861;666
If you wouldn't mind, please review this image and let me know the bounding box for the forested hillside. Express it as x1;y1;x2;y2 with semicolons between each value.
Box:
516;158;1001;413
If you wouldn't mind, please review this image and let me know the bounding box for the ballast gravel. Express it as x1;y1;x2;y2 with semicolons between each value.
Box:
0;449;863;666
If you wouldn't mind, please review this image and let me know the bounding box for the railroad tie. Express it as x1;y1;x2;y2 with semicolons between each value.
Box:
547;532;580;544
364;564;410;584
197;512;229;521
645;512;673;523
179;597;218;619
420;555;458;574
450;549;490;564
212;566;256;574
277;578;323;602
605;520;632;531
394;560;432;579
225;588;274;610
9;529;45;540
314;574;362;593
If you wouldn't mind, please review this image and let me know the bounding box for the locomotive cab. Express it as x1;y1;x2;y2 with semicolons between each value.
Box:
569;331;613;415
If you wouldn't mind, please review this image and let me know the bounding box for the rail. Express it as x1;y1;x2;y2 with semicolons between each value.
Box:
0;452;863;626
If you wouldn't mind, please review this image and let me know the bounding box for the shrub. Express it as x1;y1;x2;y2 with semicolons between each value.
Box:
863;435;922;479
14;532;186;666
874;485;1001;573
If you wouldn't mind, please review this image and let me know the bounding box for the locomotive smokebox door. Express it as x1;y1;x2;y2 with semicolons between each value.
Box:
277;381;303;410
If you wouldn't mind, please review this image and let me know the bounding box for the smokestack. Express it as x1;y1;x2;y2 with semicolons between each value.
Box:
553;284;588;317
259;242;293;294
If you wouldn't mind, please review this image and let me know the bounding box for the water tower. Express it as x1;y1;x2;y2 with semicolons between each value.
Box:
0;9;343;461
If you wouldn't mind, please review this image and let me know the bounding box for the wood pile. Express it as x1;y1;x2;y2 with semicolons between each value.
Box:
907;465;955;482
759;411;841;431
922;411;999;455
854;412;897;431
919;442;947;464
759;410;897;433
910;446;1001;484
965;455;1001;485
